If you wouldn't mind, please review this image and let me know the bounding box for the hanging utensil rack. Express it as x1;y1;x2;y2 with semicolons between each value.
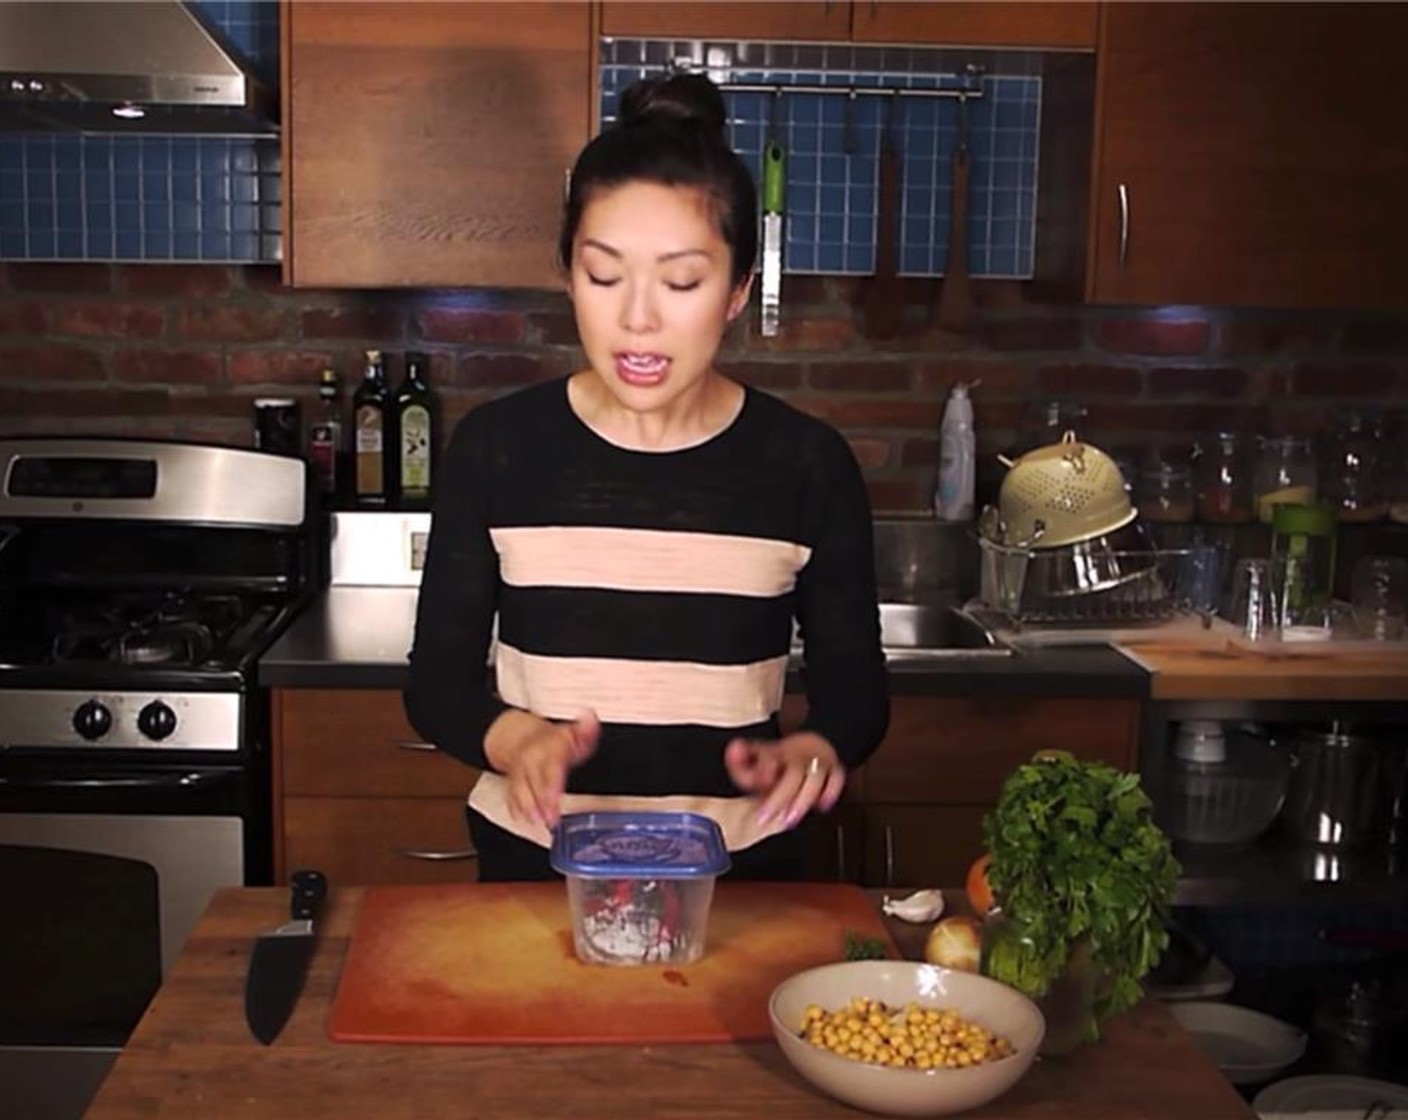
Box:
667;56;987;104
714;75;985;104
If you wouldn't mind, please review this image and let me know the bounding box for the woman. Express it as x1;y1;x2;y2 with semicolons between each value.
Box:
404;73;888;881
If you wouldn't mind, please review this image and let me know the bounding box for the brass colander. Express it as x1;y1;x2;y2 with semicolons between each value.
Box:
997;431;1137;549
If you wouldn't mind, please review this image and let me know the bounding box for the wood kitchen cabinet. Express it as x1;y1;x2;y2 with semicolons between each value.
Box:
600;2;849;42
860;695;1140;888
600;2;1095;49
273;689;480;885
850;2;1095;48
1087;2;1408;308
281;1;593;288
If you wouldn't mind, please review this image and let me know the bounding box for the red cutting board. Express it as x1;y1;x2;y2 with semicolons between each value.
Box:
327;881;896;1045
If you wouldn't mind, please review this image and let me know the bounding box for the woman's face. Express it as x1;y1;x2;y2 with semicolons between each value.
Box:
569;180;752;414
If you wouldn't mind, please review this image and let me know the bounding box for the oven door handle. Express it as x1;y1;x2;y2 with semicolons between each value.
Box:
0;771;227;792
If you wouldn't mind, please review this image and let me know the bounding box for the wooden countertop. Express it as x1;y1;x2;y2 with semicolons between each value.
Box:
83;887;1255;1120
1115;637;1408;701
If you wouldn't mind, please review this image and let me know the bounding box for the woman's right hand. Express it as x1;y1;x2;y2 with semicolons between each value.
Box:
485;710;600;828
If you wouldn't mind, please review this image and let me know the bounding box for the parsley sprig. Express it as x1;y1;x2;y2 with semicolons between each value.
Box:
981;753;1179;1039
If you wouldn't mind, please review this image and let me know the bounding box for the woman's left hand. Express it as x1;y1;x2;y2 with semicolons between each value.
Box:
724;731;845;829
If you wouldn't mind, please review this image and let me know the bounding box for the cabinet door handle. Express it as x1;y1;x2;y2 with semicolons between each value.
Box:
394;739;437;752
1117;182;1130;268
835;824;847;883
884;824;895;887
398;846;478;861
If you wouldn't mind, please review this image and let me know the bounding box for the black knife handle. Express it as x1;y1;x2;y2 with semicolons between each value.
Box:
290;869;327;922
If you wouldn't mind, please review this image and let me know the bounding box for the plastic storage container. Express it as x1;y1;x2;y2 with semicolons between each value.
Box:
550;811;730;966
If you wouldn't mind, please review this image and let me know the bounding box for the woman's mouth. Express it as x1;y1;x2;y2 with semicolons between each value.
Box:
615;352;670;387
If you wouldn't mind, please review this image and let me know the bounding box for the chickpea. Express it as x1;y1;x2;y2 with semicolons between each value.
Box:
799;998;1016;1071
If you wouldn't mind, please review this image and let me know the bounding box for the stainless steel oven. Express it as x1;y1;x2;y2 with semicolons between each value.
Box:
0;438;313;1119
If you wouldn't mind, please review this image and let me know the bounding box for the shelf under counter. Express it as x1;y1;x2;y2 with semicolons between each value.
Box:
1172;828;1406;905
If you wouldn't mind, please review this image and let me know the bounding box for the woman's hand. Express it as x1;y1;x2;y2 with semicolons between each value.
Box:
485;710;600;828
724;731;845;829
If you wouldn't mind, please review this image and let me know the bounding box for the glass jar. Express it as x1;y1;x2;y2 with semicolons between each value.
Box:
1386;413;1408;525
1194;432;1254;524
980;913;1097;1056
1321;409;1387;523
1019;399;1089;456
1137;456;1196;524
1254;435;1317;524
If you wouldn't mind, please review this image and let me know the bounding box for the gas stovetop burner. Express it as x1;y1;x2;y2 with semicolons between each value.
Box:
116;621;215;666
24;588;277;672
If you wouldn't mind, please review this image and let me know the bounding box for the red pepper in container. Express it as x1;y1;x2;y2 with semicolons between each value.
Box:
551;811;730;966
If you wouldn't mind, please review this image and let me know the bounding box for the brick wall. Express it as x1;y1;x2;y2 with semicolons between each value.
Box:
2;262;1406;513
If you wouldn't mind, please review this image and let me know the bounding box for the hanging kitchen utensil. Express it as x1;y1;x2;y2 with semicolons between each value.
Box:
759;91;785;338
936;67;979;333
862;93;904;340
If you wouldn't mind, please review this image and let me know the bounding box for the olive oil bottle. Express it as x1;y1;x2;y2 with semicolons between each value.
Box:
353;349;392;507
395;351;437;509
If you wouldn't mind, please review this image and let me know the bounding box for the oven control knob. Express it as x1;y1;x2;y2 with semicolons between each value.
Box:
73;699;112;740
138;700;178;741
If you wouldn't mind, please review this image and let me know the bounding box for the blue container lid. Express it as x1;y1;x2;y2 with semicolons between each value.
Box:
550;811;731;879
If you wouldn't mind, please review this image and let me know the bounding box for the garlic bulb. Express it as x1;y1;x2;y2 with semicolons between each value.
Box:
881;888;945;924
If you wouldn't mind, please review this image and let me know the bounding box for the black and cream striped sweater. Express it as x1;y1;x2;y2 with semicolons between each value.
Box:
404;377;889;801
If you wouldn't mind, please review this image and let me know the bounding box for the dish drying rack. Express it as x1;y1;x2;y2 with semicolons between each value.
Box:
977;536;1220;629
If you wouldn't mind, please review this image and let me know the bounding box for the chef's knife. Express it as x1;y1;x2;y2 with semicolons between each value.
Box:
245;868;327;1045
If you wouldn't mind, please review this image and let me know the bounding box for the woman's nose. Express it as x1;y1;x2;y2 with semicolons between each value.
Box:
620;280;660;333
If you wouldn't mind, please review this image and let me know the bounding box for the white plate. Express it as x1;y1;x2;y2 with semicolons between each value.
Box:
1148;951;1235;1002
1253;1074;1408;1116
1167;1001;1307;1085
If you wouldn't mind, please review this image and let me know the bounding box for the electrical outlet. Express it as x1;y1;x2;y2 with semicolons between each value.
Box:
409;530;429;572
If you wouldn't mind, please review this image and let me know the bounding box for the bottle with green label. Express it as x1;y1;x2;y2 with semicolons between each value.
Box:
395;351;437;509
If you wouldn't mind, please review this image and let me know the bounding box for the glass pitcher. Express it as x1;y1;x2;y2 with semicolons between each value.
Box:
1270;502;1337;637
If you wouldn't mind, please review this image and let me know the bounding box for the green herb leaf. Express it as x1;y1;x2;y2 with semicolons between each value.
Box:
843;930;888;961
980;754;1179;1040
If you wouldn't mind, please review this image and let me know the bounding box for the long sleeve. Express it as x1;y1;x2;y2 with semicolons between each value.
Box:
403;408;507;770
793;428;890;769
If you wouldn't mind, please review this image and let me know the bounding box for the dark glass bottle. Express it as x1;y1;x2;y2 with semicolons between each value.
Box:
352;349;392;508
395;351;437;509
307;367;345;505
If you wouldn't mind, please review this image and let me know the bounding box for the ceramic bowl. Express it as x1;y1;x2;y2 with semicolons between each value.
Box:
1167;1000;1307;1085
768;960;1045;1117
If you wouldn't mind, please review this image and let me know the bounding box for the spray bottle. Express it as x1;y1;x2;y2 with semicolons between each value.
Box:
934;381;976;521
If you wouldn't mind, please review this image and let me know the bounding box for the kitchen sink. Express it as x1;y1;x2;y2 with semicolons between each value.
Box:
791;602;1014;660
878;602;1013;659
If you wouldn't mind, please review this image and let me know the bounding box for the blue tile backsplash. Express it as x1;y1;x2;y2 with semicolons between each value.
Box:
601;39;1043;278
0;0;281;264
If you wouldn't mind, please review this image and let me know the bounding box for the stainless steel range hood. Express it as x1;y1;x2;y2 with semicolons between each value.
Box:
0;1;277;137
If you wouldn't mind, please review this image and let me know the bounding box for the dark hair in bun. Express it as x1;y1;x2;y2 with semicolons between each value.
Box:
618;72;728;138
559;73;757;289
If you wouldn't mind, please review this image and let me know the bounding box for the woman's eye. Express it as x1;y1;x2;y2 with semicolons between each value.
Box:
665;279;702;293
586;273;620;287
